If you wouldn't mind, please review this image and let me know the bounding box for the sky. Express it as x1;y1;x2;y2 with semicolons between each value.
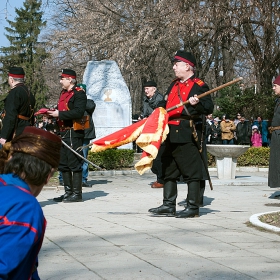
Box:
0;0;51;49
0;0;25;48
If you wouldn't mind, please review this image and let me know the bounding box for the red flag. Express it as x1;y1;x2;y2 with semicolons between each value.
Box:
90;107;169;174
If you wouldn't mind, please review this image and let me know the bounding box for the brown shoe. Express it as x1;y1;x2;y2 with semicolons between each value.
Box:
151;182;164;188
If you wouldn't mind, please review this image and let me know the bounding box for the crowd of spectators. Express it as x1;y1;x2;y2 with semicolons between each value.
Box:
205;113;271;147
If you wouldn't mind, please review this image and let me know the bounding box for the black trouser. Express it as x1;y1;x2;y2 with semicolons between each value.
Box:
151;143;165;184
59;135;83;172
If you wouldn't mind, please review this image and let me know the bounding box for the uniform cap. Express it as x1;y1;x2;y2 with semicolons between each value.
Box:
143;81;157;87
273;75;280;86
8;67;25;78
60;69;76;79
6;126;61;168
173;50;196;67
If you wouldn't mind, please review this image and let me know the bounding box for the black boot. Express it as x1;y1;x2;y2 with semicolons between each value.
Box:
63;171;83;202
177;180;205;207
177;199;187;207
199;180;205;207
148;180;177;216
176;181;200;218
53;171;73;202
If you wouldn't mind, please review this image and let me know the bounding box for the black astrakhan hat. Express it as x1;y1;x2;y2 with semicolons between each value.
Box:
60;69;76;79
143;81;157;87
173;50;196;67
8;67;25;78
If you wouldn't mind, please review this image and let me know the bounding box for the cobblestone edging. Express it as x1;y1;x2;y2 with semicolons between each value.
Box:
250;211;280;233
88;166;268;176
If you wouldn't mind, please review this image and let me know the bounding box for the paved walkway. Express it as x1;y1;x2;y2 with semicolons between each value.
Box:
38;169;280;280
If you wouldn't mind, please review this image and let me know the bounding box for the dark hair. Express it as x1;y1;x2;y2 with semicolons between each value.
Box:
4;152;52;186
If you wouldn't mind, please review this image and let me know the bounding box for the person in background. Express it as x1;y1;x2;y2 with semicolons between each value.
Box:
234;113;241;126
268;75;280;194
139;81;165;188
253;116;269;147
77;84;97;188
236;115;251;145
210;117;222;144
220;114;236;144
0;126;61;279
0;67;35;146
205;113;213;144
251;125;262;147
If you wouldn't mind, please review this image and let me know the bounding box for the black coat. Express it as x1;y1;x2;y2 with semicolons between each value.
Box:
159;76;214;143
84;99;96;140
1;83;35;141
268;97;280;188
140;90;163;118
236;121;251;144
58;86;87;138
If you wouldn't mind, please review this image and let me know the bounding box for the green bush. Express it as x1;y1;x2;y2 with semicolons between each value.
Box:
237;147;270;166
207;147;270;167
88;149;135;170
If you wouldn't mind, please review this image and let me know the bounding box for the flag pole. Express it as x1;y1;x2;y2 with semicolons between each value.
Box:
166;77;243;112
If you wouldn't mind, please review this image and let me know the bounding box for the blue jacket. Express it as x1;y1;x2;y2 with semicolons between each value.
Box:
0;174;46;280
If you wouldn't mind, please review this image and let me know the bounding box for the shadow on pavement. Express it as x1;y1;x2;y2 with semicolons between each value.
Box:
268;190;280;199
40;190;109;207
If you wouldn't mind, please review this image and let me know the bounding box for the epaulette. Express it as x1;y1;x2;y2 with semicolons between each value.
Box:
193;78;205;87
75;86;84;92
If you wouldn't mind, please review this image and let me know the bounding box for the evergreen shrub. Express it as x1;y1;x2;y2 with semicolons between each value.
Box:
88;149;135;170
207;147;270;167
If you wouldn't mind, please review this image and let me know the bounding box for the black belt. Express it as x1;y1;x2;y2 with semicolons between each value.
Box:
169;115;200;121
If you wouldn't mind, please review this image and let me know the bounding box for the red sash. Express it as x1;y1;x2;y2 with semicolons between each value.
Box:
166;79;194;125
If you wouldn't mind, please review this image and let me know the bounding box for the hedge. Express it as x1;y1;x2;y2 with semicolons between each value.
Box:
88;149;135;170
87;147;270;170
208;147;270;167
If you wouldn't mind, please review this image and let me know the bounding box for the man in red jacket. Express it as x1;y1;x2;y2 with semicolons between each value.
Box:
148;50;214;218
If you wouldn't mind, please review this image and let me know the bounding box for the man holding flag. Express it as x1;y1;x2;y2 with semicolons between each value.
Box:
148;50;214;218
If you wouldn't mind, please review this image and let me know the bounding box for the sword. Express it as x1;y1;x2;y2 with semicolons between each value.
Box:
61;139;103;170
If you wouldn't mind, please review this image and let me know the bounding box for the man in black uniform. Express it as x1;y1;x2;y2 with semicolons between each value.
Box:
48;69;87;203
149;50;214;218
0;67;35;146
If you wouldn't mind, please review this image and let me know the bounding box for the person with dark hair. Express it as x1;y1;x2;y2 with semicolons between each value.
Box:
139;81;165;188
210;117;222;144
236;115;251;145
0;67;35;146
148;50;214;218
220;114;236;144
47;69;87;203
253;116;269;147
0;126;61;279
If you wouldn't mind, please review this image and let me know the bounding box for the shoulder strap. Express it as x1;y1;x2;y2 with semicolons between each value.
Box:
193;78;205;87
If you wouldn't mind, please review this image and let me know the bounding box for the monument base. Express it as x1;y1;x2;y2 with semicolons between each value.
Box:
207;145;250;180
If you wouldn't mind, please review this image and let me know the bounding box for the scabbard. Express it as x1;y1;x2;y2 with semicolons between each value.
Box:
190;120;213;190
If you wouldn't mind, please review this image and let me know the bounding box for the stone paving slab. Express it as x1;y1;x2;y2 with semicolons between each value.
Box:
37;171;280;280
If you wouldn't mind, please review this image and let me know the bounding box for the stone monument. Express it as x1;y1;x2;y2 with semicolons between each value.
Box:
83;61;132;149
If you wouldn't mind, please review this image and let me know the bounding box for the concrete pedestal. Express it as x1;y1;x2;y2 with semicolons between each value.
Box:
206;145;250;179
